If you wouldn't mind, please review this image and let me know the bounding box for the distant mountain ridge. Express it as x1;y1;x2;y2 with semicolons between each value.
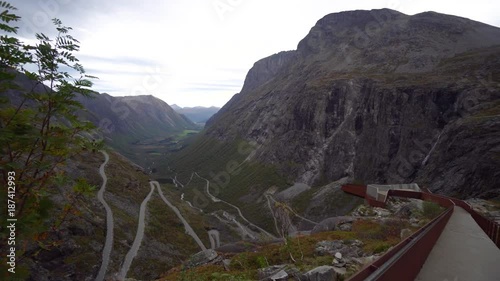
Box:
171;104;220;123
3;72;197;163
75;93;197;162
78;94;195;138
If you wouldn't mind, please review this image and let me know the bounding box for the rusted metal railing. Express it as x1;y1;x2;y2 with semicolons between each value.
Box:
345;205;453;281
341;184;500;280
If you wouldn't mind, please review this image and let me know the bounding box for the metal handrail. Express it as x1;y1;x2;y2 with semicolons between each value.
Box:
341;184;500;280
363;207;454;281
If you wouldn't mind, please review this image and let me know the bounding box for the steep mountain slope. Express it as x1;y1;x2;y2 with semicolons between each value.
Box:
0;75;237;281
172;104;220;123
0;148;213;280
174;7;500;225
77;94;197;160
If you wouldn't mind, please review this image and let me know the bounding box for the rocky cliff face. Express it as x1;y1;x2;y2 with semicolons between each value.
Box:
202;9;500;199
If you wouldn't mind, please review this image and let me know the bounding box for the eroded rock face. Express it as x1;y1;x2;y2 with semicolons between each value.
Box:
204;9;500;198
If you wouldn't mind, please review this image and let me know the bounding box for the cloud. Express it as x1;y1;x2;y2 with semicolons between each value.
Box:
9;0;500;107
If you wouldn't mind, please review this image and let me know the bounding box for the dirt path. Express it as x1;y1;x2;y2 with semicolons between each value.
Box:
96;150;114;281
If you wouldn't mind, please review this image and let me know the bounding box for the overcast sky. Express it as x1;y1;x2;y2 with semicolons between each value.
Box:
10;0;500;107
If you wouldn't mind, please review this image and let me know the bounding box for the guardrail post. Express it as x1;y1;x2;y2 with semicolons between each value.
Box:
495;224;500;248
493;222;497;241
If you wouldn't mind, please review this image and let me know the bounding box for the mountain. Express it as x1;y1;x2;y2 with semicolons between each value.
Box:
7;148;217;280
76;93;197;161
0;73;231;280
173;7;500;224
79;94;195;140
3;71;199;169
171;104;221;123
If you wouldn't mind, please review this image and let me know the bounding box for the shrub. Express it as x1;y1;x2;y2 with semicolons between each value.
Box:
422;201;443;219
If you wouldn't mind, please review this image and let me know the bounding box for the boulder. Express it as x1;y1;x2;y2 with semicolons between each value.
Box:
338;222;353;231
410;218;420;227
332;252;346;268
311;217;355;234
352;255;379;266
222;259;231;271
332;266;346;276
373;207;391;217
315;240;364;258
302;266;338;281
259;265;302;280
258;265;286;280
400;228;413;240
186;249;218;268
269;270;288;281
394;204;413;218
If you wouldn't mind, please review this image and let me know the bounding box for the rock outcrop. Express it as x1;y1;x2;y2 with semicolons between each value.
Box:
302;265;339;281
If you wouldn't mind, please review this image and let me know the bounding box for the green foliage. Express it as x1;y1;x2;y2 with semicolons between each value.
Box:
163;230;365;280
178;267;202;281
352;219;408;254
0;0;97;260
72;177;96;196
231;252;252;270
421;201;444;219
210;272;252;281
368;240;393;254
255;255;268;269
79;137;105;152
177;266;252;281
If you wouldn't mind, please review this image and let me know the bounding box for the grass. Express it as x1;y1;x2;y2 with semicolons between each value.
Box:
160;216;413;281
29;149;216;280
176;129;201;139
292;187;363;220
420;201;444;220
166;136;291;234
487;199;500;210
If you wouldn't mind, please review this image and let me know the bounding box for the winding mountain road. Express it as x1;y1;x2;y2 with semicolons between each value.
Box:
153;181;207;251
96;150;114;281
195;173;276;239
207;229;221;249
173;175;184;188
95;155;216;280
181;193;204;213
212;212;255;239
117;184;155;280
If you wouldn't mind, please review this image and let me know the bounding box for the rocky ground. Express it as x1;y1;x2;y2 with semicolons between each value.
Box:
466;199;500;223
159;196;442;281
